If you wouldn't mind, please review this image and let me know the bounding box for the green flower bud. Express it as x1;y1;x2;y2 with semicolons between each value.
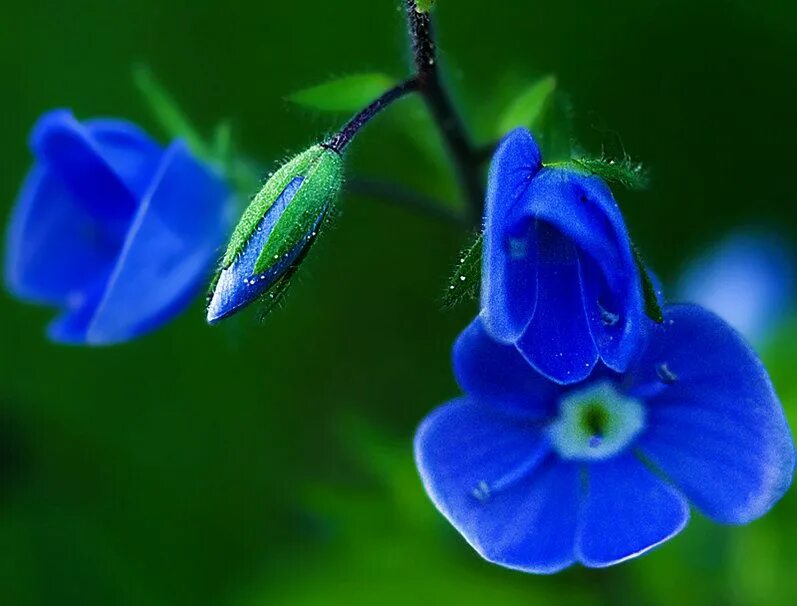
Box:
207;145;343;324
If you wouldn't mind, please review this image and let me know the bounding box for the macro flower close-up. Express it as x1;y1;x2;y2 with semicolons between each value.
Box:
416;305;794;572
2;1;796;605
4;109;232;345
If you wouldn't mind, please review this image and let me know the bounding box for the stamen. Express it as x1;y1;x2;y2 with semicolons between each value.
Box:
469;448;549;503
656;362;678;384
598;301;620;327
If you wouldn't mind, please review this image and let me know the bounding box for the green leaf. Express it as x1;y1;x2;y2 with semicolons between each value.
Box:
442;233;482;309
287;73;397;113
567;156;650;191
496;75;557;137
415;0;436;12
132;65;209;158
632;244;664;324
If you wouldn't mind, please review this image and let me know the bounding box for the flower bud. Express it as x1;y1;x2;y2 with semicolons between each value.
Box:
206;145;343;324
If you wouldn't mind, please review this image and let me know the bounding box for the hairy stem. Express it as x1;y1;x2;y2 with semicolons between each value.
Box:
405;0;484;226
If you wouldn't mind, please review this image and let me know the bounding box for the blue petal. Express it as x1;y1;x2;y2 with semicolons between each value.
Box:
415;398;580;573
516;222;598;384
84;118;164;199
636;304;795;524
30;110;140;223
453;317;561;418
514;168;645;374
482;128;542;342
4;166;121;306
576;454;689;567
57;141;231;345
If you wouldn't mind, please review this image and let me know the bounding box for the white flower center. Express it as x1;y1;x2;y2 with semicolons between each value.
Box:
548;381;645;461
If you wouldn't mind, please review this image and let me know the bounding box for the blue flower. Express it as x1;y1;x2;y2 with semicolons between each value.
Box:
415;305;794;572
482;128;645;384
4;109;232;345
678;231;793;346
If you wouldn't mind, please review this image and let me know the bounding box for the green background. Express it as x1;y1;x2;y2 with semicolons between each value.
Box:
2;1;796;604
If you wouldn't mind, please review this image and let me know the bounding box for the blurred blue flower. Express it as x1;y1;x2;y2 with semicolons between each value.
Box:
415;305;794;572
482;128;645;384
4;109;232;345
678;232;793;345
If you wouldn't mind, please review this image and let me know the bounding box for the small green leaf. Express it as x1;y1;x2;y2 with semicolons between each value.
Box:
567;156;650;191
132;65;209;158
497;75;557;137
632;244;664;324
415;0;436;12
442;233;482;309
287;73;398;113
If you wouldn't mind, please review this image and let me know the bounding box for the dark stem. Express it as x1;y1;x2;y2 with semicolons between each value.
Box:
405;1;484;226
348;176;468;226
325;78;419;153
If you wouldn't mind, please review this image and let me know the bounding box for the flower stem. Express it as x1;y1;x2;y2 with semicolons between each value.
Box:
405;0;485;226
324;78;420;153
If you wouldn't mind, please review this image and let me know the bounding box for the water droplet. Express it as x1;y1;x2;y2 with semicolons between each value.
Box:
656;362;678;384
459;276;466;281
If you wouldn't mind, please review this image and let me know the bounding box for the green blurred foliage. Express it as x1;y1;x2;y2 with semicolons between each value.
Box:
1;0;796;605
287;73;399;113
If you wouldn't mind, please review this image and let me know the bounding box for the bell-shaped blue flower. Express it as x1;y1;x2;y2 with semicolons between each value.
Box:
4;109;232;345
415;305;794;572
482;128;645;384
206;145;343;324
